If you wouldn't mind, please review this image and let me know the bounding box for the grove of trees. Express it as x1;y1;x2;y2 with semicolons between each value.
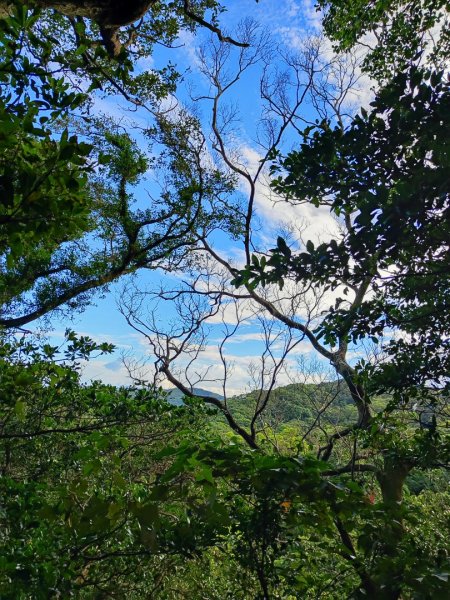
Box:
1;1;449;598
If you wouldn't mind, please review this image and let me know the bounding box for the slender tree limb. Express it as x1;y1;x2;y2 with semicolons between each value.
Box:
334;516;377;596
160;362;259;450
183;0;249;48
323;464;378;476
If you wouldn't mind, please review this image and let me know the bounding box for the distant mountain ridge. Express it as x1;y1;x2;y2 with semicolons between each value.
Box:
165;387;224;406
165;382;389;428
165;382;355;423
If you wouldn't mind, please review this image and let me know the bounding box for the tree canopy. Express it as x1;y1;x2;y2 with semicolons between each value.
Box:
0;1;237;327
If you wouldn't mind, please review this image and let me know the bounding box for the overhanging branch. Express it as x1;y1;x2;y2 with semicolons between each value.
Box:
183;0;249;48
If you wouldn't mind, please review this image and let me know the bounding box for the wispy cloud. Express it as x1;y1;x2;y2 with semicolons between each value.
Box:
80;356;133;386
237;143;340;246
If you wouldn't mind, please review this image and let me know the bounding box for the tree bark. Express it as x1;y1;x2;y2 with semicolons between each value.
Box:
377;461;410;505
0;1;157;26
371;460;412;600
0;1;158;56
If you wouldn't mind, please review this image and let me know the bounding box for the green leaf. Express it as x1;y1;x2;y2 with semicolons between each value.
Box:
14;400;27;421
135;503;159;528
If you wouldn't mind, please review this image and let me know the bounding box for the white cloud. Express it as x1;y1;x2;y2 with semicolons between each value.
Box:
135;54;155;73
204;297;259;326
222;331;276;344
80;356;133;386
159;337;331;397
175;29;201;70
160;341;286;396
237;143;340;246
286;0;301;18
299;0;322;31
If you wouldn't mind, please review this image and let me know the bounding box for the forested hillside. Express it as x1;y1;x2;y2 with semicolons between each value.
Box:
219;382;357;427
1;1;449;598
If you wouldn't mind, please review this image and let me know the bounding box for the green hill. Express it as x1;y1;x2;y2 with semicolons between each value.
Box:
218;381;357;430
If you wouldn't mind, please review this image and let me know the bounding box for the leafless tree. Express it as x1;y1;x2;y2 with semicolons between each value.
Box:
118;23;374;468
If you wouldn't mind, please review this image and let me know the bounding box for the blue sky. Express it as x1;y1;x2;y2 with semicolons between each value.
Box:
38;1;375;395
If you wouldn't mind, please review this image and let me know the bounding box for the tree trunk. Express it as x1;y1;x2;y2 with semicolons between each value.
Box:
370;460;412;600
377;461;410;505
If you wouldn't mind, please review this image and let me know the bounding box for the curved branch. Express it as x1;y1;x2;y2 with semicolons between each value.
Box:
323;464;378;476
160;362;259;449
200;237;336;361
318;425;355;461
1;225;192;329
183;0;249;48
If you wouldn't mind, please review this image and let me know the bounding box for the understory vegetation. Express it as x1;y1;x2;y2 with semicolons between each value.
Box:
1;1;449;598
